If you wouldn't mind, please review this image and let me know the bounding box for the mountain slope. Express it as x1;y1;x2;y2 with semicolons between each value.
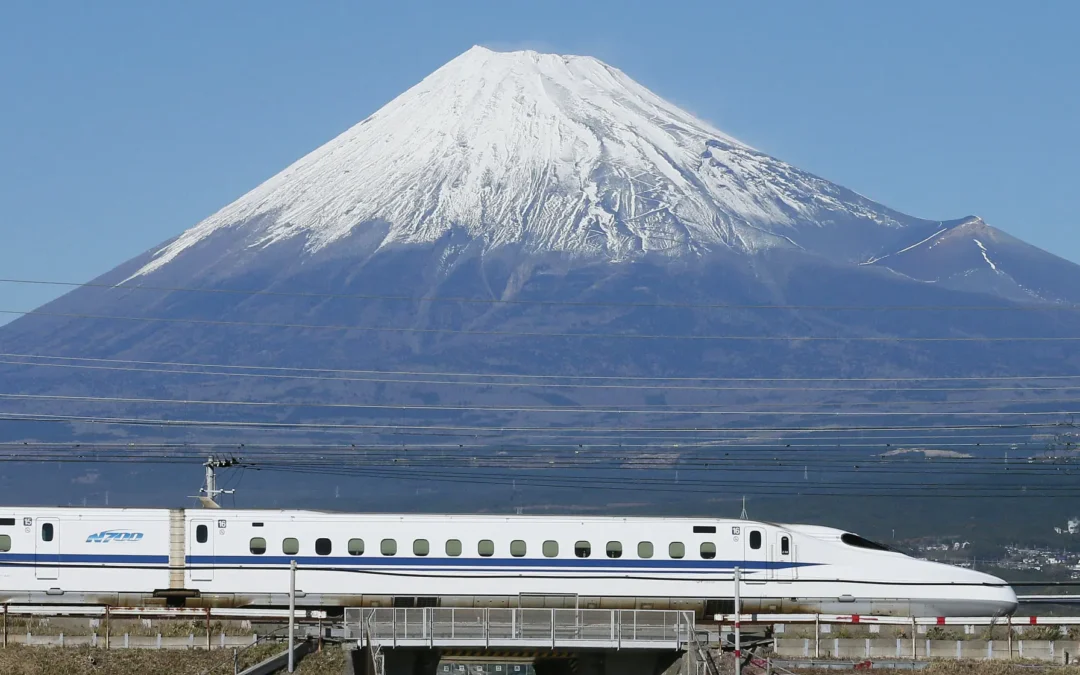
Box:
1;46;1079;519
865;217;1080;303
131;46;931;279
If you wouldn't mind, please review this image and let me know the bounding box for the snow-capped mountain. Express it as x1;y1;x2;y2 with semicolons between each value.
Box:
865;217;1080;303
1;46;1079;516
131;46;928;279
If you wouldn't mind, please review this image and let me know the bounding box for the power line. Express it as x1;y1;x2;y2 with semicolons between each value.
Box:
0;411;1067;433
4;308;1079;341
2;391;1078;416
5;351;1080;382
8;358;1080;393
3;276;1076;312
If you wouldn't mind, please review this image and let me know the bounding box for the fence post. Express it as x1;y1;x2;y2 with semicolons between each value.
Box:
1008;616;1013;660
814;615;820;658
911;617;917;661
206;607;211;650
2;603;6;648
124;633;129;649
105;606;110;650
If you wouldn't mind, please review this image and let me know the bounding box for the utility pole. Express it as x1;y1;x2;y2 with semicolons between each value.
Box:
734;567;742;675
289;560;297;673
191;457;241;508
740;496;748;520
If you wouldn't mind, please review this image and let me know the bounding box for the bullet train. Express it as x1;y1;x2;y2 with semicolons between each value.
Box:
0;507;1016;617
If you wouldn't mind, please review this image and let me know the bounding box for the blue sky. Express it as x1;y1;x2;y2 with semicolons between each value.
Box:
1;1;1077;321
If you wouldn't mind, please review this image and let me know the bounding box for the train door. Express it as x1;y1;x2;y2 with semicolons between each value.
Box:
771;530;795;581
35;518;59;581
189;520;214;582
742;526;766;584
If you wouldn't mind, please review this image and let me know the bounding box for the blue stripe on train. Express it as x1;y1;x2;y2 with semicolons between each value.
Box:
0;553;169;564
185;555;818;570
0;552;819;571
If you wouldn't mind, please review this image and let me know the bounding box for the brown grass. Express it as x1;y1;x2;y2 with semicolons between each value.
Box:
0;642;344;675
790;662;1075;675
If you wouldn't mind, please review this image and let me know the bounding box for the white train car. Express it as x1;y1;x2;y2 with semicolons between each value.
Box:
0;507;1017;617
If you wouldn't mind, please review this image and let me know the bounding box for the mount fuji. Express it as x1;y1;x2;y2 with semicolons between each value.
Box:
1;47;1079;518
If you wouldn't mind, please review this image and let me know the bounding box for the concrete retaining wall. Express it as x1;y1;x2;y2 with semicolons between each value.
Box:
776;638;1080;664
3;632;260;649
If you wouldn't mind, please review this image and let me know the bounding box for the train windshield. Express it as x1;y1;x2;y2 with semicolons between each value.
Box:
840;533;899;553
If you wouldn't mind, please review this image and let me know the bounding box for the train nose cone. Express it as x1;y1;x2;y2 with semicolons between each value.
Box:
978;569;1018;616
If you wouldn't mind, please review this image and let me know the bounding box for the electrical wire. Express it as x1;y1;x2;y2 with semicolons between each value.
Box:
4;308;1079;341
3;276;1077;313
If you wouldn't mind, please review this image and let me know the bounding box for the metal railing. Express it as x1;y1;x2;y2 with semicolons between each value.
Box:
345;608;695;650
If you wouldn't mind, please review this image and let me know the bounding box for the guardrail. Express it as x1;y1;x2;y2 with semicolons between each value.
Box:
345;608;696;651
714;614;1080;626
0;605;318;619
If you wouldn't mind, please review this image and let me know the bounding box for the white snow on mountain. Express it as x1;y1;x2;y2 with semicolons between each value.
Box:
973;239;999;271
132;46;923;279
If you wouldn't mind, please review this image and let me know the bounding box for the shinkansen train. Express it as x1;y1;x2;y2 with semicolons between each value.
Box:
0;507;1017;617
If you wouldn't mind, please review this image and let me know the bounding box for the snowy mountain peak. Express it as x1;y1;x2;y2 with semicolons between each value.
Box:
132;46;928;279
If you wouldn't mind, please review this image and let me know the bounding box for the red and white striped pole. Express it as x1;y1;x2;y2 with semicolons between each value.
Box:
734;567;742;675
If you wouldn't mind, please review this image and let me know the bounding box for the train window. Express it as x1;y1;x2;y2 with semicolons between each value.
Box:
0;534;8;551
249;537;266;555
781;536;790;556
196;525;207;544
700;542;716;560
348;539;365;556
638;542;653;559
543;540;559;557
0;518;14;526
606;541;622;559
446;539;462;556
316;538;332;555
669;542;685;559
478;540;495;557
749;531;762;550
840;533;892;552
574;541;591;558
414;539;430;556
381;539;397;556
510;540;526;557
693;526;716;534
283;538;299;555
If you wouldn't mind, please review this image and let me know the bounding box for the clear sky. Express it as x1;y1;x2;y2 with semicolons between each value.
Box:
1;1;1077;322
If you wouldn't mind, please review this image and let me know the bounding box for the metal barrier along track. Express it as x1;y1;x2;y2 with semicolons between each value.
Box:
345;608;696;651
